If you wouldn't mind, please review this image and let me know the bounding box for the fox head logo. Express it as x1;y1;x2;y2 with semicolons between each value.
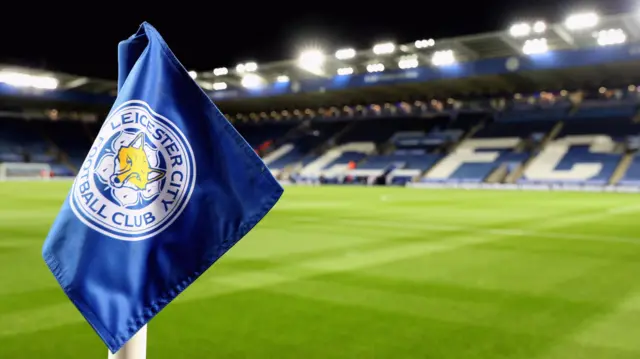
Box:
110;132;165;190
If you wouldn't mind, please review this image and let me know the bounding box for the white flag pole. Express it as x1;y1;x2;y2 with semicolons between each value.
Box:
108;325;147;359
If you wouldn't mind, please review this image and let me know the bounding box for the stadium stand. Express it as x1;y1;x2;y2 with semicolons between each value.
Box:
234;121;298;150
2;10;640;192
4;91;640;188
265;120;349;171
40;120;97;176
0;117;47;162
0;116;96;177
619;154;640;186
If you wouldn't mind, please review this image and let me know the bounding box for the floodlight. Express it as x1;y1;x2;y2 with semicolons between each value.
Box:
522;38;548;55
335;48;356;60
510;23;531;37
597;29;626;46
373;42;395;55
565;12;599;30
366;63;384;73
236;62;258;74
0;71;59;90
213;67;228;76
415;39;435;48
431;50;455;66
398;56;418;69
298;49;325;75
533;21;546;33
244;62;258;72
241;74;265;89
213;82;227;90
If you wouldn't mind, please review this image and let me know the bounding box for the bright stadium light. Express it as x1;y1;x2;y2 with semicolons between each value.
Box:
244;62;258;72
597;28;626;46
533;21;546;33
398;56;418;69
366;63;385;73
298;49;325;75
522;38;548;55
30;76;59;90
373;42;395;55
188;71;197;79
213;67;228;76
510;23;531;37
565;12;599;31
415;39;435;48
236;62;258;74
337;67;354;75
0;71;59;90
431;50;455;66
212;82;227;90
276;75;290;83
335;48;356;60
240;74;265;89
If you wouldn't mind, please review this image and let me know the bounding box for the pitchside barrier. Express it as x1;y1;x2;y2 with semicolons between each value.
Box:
407;182;640;193
0;162;52;181
0;162;76;181
277;180;640;193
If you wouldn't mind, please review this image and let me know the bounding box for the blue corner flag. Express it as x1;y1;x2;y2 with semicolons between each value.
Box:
42;22;283;353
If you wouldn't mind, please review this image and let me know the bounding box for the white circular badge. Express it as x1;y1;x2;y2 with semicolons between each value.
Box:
70;100;196;241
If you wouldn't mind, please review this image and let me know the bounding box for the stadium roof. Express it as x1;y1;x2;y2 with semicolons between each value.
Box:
1;10;640;113
193;11;640;89
0;64;116;96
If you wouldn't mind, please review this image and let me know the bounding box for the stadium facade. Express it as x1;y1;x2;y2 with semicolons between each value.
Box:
2;10;640;191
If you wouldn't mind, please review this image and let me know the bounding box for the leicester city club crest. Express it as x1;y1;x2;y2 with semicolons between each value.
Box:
70;100;196;241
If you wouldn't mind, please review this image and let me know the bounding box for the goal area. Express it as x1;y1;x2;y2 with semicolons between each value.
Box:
0;162;53;181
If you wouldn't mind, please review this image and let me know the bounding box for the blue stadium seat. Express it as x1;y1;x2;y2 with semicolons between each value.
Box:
234;122;298;148
266;121;348;169
338;117;450;144
30;153;57;164
555;147;620;185
50;164;75;177
0;118;47;158
322;151;368;170
559;118;640;141
571;100;638;119
359;154;442;171
619;155;640;186
445;151;529;183
0;153;24;162
474;121;556;138
520;146;620;185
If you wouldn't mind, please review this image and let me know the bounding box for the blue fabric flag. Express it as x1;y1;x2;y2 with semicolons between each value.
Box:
42;22;283;353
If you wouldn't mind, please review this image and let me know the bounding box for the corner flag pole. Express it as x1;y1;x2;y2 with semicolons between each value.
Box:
108;325;147;359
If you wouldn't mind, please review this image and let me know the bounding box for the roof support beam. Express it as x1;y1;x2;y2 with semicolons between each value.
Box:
62;77;89;90
550;25;577;49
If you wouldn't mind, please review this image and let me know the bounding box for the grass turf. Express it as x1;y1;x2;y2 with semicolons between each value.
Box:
0;182;640;358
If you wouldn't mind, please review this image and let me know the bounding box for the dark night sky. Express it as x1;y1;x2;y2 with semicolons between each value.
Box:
0;0;630;80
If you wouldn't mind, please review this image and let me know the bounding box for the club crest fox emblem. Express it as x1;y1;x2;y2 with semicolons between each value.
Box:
70;100;196;241
111;132;165;191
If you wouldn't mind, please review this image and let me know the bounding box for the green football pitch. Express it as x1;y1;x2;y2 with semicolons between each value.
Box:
1;182;640;359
